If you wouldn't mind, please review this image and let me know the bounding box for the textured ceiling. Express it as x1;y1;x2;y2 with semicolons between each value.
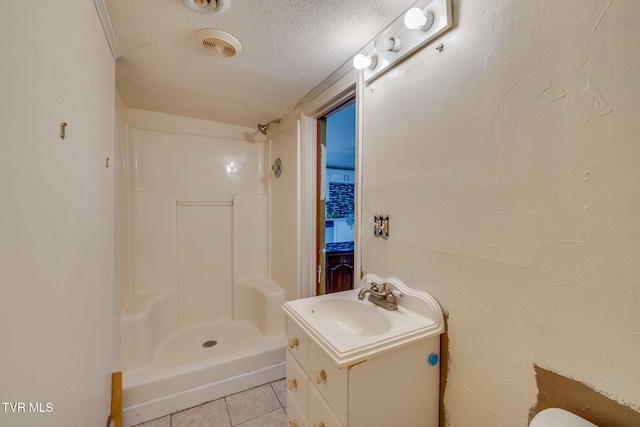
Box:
106;0;416;128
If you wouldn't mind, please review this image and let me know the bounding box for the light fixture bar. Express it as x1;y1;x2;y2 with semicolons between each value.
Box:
352;0;452;83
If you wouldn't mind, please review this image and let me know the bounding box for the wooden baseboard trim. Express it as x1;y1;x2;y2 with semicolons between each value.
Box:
111;372;123;427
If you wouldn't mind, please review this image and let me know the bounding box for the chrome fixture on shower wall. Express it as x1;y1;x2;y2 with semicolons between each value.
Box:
272;158;282;178
257;119;281;135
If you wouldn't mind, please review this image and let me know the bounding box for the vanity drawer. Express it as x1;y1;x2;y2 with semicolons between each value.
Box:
287;388;309;427
286;349;309;414
308;341;348;425
308;383;345;427
286;317;309;370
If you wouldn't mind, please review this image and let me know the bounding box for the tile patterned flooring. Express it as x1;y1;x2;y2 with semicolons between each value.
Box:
133;379;287;427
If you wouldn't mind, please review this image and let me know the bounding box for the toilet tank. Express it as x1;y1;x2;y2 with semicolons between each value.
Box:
530;408;598;427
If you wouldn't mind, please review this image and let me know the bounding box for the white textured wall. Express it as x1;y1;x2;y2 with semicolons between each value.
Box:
361;0;640;424
0;1;115;425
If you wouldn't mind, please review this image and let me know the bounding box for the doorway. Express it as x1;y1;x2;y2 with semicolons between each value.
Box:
316;99;356;295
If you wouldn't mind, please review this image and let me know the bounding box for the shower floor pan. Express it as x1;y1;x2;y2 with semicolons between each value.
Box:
122;319;286;426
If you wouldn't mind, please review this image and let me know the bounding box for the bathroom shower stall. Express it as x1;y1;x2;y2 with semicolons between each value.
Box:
115;110;287;426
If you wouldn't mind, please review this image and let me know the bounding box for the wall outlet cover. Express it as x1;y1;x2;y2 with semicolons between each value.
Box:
374;215;389;239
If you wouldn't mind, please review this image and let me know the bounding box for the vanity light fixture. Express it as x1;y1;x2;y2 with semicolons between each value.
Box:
351;0;452;81
404;7;434;31
353;54;377;70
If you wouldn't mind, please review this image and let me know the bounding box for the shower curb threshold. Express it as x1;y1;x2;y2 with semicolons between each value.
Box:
122;361;286;427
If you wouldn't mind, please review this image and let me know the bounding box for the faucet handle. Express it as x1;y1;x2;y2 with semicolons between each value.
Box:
370;282;380;292
386;288;405;303
389;289;404;298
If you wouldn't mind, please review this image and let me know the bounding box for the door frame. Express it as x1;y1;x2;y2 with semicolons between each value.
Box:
316;116;327;295
298;69;364;298
316;98;356;295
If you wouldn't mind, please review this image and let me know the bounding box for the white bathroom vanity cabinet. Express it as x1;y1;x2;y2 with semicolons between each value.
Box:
283;274;444;427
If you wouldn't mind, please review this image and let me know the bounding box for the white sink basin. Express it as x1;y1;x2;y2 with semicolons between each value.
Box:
283;274;444;367
310;298;392;336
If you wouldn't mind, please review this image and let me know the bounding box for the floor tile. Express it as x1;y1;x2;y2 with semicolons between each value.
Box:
172;399;231;427
225;384;281;426
235;408;287;427
132;415;170;427
270;378;287;408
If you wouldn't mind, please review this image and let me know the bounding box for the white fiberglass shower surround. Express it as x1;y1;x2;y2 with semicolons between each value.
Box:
117;111;286;426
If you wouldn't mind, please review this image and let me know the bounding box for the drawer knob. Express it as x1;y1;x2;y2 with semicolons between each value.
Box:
288;338;299;348
287;379;297;390
288;421;298;427
313;423;325;427
314;370;327;384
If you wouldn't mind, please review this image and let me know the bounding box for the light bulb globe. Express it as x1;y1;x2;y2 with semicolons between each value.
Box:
374;35;400;53
353;54;375;70
404;7;434;31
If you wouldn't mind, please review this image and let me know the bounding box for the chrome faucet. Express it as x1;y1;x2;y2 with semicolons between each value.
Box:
357;281;404;311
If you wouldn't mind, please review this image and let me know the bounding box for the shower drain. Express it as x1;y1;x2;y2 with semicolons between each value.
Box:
202;340;218;348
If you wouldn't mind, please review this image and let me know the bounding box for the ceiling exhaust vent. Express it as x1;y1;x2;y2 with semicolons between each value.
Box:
182;0;229;14
197;29;242;58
